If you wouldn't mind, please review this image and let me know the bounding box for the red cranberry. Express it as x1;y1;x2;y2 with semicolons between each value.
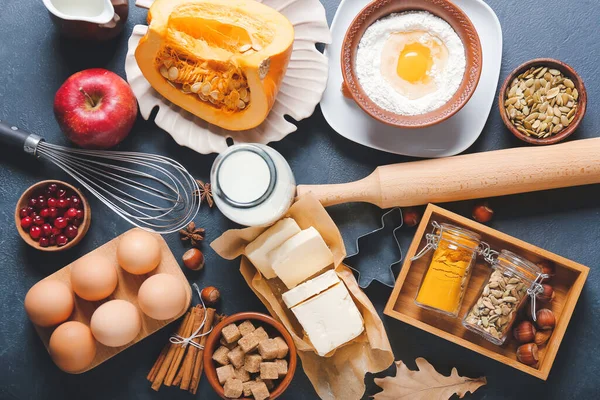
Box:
76;209;84;220
21;216;33;230
26;206;34;216
33;215;45;226
72;219;81;227
57;198;69;209
47;197;57;208
57;189;67;198
41;223;53;237
39;237;50;247
64;225;78;239
19;207;29;218
54;217;68;229
47;183;58;193
48;207;58;218
65;208;79;220
40;208;50;218
28;198;37;208
29;226;42;240
56;235;68;246
52;227;63;236
70;196;81;208
48;235;56;246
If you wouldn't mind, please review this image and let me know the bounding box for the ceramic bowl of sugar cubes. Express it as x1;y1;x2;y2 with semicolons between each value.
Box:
204;312;297;400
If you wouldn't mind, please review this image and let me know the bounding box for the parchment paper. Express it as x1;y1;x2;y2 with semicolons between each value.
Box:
211;194;394;400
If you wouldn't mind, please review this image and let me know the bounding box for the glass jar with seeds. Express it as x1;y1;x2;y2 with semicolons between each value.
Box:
413;222;481;317
503;63;579;140
462;250;544;345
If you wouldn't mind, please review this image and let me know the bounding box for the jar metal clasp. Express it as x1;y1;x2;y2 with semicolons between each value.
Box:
410;221;442;261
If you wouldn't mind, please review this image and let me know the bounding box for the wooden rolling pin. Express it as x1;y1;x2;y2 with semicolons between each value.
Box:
296;138;600;208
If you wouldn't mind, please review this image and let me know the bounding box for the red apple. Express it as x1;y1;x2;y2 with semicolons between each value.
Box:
54;68;138;149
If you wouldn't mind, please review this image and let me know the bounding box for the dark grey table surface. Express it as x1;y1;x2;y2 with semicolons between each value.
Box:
1;0;599;399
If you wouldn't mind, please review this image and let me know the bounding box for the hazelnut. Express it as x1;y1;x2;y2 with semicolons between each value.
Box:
535;308;556;330
201;286;220;306
538;284;555;303
402;208;421;227
182;248;205;271
534;330;552;347
537;260;555;282
472;202;494;223
513;321;536;344
516;343;539;366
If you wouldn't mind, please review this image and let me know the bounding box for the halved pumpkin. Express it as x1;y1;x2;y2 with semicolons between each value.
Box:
135;0;294;131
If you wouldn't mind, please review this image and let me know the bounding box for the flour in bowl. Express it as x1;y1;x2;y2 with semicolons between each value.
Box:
355;11;466;116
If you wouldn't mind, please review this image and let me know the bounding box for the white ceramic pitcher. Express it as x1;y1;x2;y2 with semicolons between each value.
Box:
42;0;129;40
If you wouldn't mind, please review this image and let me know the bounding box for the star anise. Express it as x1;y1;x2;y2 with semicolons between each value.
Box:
194;179;214;208
179;222;205;247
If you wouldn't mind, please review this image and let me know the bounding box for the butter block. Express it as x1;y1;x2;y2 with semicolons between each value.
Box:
282;269;340;308
245;218;301;279
270;227;334;289
291;282;364;356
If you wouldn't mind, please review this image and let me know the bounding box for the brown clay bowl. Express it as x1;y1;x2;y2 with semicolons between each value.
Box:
499;58;587;145
204;312;297;399
341;0;482;128
15;180;91;252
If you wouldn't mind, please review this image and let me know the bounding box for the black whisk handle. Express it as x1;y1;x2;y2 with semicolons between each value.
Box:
0;120;43;155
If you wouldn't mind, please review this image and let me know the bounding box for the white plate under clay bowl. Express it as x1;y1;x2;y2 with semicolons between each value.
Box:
321;0;503;157
127;0;331;154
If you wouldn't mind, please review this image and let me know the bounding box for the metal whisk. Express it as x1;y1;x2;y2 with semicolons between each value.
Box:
1;120;200;234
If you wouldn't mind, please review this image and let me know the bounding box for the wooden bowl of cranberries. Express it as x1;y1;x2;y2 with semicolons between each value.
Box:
15;180;91;251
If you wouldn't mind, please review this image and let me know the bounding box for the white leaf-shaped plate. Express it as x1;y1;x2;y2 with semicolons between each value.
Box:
125;0;331;154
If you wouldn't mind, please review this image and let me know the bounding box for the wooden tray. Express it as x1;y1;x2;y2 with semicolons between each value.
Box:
34;228;192;373
384;204;588;380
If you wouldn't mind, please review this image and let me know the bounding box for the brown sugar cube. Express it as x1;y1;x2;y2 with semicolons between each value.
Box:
238;331;261;353
242;381;256;397
216;364;235;385
221;336;237;350
213;346;231;365
255;378;274;390
227;346;246;369
274;359;288;376
273;336;289;359
253;326;269;342
234;367;251;382
251;381;270;400
224;378;244;398
244;353;262;373
222;323;242;344
238;320;256;336
260;362;279;380
258;339;279;360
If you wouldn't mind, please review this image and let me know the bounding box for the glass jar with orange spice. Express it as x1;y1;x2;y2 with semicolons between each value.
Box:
413;222;481;317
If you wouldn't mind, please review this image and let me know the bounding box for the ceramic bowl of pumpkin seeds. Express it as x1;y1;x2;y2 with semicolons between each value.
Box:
499;58;587;145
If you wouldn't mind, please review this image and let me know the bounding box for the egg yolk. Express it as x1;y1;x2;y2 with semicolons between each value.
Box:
396;41;433;83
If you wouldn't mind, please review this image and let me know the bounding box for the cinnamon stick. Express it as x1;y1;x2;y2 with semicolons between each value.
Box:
147;343;169;382
151;311;192;391
164;307;197;386
190;308;216;394
177;306;206;389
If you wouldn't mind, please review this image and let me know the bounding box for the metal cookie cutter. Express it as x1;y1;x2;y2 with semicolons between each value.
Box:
344;208;403;288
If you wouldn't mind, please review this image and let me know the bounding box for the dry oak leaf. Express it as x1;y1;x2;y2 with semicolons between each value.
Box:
373;358;486;400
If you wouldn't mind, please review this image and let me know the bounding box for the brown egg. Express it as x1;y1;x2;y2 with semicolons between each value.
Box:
138;274;187;320
24;280;74;327
117;230;161;275
49;321;96;373
71;254;118;301
90;300;141;347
